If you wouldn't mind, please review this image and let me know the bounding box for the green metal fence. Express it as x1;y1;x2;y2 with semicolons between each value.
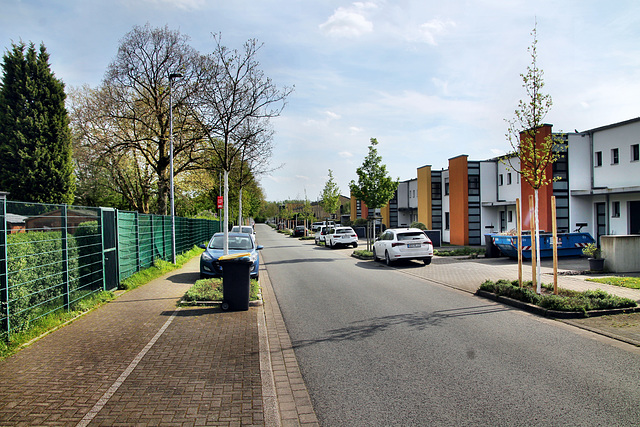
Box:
0;199;219;341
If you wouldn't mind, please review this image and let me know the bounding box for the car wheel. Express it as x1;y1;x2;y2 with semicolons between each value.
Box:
315;238;319;245
385;251;392;266
353;242;358;248
372;247;378;261
221;301;230;311
423;257;432;266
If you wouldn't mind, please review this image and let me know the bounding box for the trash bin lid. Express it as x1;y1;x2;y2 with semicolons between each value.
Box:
218;252;251;261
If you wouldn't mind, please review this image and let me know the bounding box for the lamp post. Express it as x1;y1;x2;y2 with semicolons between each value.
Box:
169;72;183;264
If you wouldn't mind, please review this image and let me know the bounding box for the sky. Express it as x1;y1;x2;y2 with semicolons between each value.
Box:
2;0;640;202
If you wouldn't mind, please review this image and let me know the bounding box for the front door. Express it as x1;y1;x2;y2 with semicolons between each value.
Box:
595;202;607;245
630;201;640;234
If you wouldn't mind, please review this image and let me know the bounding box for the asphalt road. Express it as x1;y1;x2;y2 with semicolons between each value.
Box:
258;225;640;426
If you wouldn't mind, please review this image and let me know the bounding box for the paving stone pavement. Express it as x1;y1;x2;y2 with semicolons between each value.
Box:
0;255;316;426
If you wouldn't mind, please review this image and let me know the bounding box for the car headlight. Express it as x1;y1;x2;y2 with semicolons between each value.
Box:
201;252;213;262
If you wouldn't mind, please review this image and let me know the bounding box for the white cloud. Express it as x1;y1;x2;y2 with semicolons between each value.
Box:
319;2;376;38
134;0;205;10
417;18;456;45
339;151;354;159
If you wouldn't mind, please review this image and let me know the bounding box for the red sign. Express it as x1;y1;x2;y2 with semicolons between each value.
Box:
217;196;223;209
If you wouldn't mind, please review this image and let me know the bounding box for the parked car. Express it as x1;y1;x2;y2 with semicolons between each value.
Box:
325;226;358;248
372;228;433;266
199;232;263;280
314;226;329;245
231;225;256;243
231;225;254;235
311;221;336;232
293;225;307;237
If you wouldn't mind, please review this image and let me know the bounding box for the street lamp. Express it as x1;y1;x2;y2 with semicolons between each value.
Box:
169;72;183;264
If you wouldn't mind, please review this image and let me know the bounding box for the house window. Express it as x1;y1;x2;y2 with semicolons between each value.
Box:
444;180;449;195
498;174;504;186
507;173;512;185
595;151;602;167
445;212;450;230
632;144;639;162
612;201;620;218
611;148;619;165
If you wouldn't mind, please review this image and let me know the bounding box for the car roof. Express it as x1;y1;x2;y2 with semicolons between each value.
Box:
388;228;426;234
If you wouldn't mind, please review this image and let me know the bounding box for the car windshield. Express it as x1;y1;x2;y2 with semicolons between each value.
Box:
397;232;426;241
208;235;254;250
241;227;253;233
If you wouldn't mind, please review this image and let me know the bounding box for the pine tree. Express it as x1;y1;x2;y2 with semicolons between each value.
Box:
0;42;75;204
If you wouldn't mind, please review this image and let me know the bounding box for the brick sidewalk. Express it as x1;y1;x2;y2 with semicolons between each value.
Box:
0;257;265;426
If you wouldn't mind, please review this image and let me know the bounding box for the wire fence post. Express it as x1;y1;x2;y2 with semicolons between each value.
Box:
1;198;8;338
61;205;70;310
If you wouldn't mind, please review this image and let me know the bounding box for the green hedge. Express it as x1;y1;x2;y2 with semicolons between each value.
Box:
4;230;79;332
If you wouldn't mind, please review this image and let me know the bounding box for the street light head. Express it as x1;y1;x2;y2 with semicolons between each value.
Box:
169;73;183;80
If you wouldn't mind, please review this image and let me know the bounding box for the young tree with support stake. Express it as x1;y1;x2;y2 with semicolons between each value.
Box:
503;24;566;293
320;170;341;223
349;138;398;251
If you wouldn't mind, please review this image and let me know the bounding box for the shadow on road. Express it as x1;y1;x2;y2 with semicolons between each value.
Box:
292;304;511;349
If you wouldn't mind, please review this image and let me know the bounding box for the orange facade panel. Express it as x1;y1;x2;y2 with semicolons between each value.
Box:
417;165;432;229
519;124;554;232
449;155;468;245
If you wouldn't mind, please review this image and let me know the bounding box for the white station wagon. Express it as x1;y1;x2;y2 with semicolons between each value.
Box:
373;228;433;266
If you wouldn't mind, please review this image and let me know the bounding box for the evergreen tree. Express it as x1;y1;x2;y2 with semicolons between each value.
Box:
0;42;75;204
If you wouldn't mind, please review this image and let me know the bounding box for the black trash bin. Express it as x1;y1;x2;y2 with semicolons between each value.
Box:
219;253;253;311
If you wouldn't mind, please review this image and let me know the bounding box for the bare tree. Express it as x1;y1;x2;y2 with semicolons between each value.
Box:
196;35;293;253
71;24;208;214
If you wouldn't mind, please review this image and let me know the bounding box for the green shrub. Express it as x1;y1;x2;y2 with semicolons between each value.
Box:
5;231;79;331
181;277;260;303
480;280;637;312
73;221;102;292
435;247;486;257
410;221;427;230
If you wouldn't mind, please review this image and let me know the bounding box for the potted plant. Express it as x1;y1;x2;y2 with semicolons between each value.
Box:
582;243;605;271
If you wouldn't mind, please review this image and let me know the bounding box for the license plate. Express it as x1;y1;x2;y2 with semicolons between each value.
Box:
408;243;421;248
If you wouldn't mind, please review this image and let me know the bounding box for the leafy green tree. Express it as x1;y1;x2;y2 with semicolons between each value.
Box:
503;24;566;293
320;169;341;220
0;42;75;203
349;138;398;249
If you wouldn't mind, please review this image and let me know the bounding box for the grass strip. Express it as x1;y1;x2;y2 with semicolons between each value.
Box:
586;276;640;290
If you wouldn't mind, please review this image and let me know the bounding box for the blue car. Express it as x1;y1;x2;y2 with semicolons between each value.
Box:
199;232;263;280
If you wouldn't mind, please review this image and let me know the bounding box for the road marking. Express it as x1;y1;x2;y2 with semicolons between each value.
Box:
76;308;180;427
